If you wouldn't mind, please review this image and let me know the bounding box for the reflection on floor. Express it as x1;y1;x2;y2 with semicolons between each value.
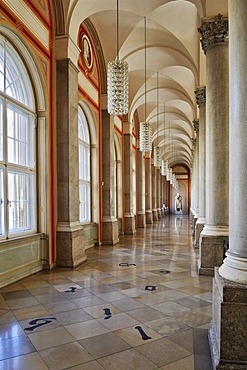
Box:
0;216;213;370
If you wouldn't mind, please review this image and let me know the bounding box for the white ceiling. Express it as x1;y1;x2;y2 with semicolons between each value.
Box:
66;0;228;170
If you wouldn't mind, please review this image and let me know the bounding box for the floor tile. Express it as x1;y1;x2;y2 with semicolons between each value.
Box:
66;360;105;370
12;304;50;321
110;298;146;311
28;326;75;350
152;301;191;316
65;319;110;340
114;324;162;347
0;335;36;360
0;352;48;370
97;348;158;370
159;355;194;369
0;321;25;339
83;303;121;318
55;308;93;325
127;307;165;323
145;316;190;337
39;342;93;369
97;312;140;330
135;335;191;367
79;332;131;358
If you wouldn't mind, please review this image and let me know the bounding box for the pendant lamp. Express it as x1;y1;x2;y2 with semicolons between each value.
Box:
140;17;152;152
107;0;129;115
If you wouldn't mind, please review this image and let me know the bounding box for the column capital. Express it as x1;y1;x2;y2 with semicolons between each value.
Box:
198;14;228;55
193;119;199;134
195;86;206;107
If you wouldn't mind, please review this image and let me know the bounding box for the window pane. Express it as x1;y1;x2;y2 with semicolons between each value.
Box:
0;168;4;236
0;39;4;93
79;182;90;222
0;99;3;161
8;171;35;234
4;39;35;109
78;108;89;143
7;103;35;167
79;143;90;181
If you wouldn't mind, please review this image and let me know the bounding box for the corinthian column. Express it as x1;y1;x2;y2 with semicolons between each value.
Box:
145;152;153;224
209;5;247;368
192;120;199;240
198;15;229;275
152;163;158;221
136;140;146;228
194;88;206;248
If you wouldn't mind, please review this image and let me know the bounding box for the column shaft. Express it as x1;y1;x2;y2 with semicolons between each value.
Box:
56;59;86;267
136;149;146;228
145;155;153;224
102;111;119;244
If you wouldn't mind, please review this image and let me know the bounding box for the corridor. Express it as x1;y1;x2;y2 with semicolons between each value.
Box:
0;216;213;370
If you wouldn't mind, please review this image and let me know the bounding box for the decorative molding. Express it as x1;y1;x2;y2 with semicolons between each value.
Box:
195;86;206;107
193;119;199;134
198;14;228;55
2;0;49;49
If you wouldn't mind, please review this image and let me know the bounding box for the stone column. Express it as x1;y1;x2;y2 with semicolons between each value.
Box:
194;88;206;248
56;57;87;267
136;144;146;228
198;15;229;275
123;121;136;234
152;163;158;220
209;4;247;367
190;138;196;234
102;111;119;244
145;153;153;224
192;120;199;240
156;168;162;219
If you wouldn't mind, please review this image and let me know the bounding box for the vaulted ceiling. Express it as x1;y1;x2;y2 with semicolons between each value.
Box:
55;0;228;170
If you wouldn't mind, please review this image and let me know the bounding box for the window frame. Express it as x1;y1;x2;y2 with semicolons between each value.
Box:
78;106;91;223
0;36;37;240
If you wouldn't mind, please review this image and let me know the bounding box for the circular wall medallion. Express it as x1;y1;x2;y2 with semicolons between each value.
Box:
82;35;93;69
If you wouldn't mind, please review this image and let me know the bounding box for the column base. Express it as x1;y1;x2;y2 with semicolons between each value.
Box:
153;209;158;221
56;222;87;268
124;214;136;235
209;268;247;370
157;208;162;219
192;214;198;236
198;225;228;276
136;212;146;228
146;210;153;224
194;217;205;249
102;218;119;245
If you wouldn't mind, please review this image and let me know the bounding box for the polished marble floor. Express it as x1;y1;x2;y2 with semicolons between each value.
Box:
0;215;213;370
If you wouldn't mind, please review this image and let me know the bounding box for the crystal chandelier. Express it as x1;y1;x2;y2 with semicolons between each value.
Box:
140;121;152;152
140;17;152;152
154;146;161;167
107;0;129;115
161;159;168;176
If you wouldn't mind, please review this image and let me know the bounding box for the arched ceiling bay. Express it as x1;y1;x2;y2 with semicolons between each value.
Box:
64;0;226;169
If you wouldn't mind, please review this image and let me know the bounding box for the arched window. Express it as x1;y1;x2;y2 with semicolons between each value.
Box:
78;106;90;222
0;36;36;238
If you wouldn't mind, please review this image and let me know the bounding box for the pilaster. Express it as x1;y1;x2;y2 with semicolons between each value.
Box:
56;57;87;267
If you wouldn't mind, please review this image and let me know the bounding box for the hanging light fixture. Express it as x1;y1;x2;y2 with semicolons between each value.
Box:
140;17;152;152
154;72;162;167
107;0;129;115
